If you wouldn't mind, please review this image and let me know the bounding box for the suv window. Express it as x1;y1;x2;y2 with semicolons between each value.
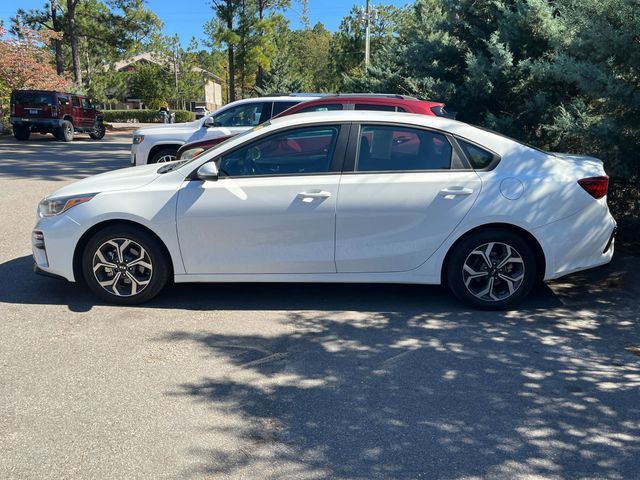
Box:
218;125;340;177
356;125;452;172
81;97;92;109
354;104;396;112
72;96;81;107
458;139;495;169
58;95;69;106
272;101;299;116
213;102;270;127
296;103;344;114
12;91;55;105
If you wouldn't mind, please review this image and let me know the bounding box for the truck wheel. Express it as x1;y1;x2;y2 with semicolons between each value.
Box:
89;122;106;140
150;148;178;163
55;120;74;142
13;126;30;141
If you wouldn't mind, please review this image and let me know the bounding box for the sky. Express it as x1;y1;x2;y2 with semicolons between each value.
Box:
1;0;412;47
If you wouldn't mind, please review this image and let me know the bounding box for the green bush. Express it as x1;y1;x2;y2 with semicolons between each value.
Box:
102;109;195;124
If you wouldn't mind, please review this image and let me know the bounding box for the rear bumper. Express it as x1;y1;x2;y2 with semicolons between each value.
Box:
10;117;64;129
534;201;616;281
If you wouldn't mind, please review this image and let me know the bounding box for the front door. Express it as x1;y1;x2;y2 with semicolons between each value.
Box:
177;124;347;274
336;123;482;273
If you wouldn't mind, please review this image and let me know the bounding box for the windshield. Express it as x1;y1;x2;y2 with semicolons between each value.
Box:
12;91;56;106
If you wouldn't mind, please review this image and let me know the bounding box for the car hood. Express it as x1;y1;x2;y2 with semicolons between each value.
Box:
45;163;164;199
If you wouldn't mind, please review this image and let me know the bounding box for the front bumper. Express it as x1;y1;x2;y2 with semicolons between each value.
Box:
10;116;64;129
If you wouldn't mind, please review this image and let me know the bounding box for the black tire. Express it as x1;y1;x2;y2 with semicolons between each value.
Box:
446;228;537;310
13;126;30;141
55;120;74;142
89;122;106;140
149;147;178;164
81;225;170;305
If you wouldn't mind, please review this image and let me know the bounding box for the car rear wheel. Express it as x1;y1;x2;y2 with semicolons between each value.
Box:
13;126;30;141
446;228;537;310
89;122;106;140
150;148;178;164
55;120;74;142
82;225;170;304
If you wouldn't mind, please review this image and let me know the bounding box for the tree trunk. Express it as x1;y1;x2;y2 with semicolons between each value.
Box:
226;0;236;102
67;0;82;85
256;2;265;89
51;0;64;75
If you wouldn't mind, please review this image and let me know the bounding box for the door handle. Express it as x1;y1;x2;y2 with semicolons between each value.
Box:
439;187;474;197
298;190;332;199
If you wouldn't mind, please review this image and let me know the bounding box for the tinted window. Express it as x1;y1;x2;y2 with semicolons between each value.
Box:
296;103;344;114
219;125;340;177
458;139;495;169
354;104;396;112
72;96;81;107
213;102;269;127
12;92;55;105
272;101;299;116
356;125;452;172
58;95;69;106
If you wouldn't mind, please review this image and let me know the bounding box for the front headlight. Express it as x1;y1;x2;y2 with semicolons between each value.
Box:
38;193;98;218
133;134;144;145
179;147;205;160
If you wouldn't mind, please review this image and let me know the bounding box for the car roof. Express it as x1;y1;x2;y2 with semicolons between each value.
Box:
266;111;533;157
286;94;443;106
225;95;317;105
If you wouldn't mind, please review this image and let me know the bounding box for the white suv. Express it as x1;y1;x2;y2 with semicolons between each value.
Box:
130;96;315;165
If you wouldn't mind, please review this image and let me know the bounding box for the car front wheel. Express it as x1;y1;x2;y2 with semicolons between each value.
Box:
89;122;106;140
150;148;178;164
82;225;169;304
446;228;537;310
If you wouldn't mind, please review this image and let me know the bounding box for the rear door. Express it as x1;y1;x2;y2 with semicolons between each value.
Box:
335;123;482;273
81;97;95;127
12;91;56;120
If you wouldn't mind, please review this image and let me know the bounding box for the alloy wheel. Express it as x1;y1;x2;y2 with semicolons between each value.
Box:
462;242;525;302
156;154;176;163
92;238;153;297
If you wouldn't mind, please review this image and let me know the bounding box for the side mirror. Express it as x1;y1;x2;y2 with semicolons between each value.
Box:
196;162;219;181
203;117;218;128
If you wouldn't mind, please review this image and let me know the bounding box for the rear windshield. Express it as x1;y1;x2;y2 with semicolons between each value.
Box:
12;91;56;106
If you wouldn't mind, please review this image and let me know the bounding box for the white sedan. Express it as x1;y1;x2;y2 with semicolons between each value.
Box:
32;111;616;309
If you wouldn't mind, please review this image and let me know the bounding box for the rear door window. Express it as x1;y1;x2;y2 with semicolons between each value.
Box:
272;101;300;116
72;96;81;108
354;104;396;112
356;125;452;172
295;103;344;114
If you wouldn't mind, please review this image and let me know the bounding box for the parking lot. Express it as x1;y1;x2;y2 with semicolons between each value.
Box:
0;132;639;479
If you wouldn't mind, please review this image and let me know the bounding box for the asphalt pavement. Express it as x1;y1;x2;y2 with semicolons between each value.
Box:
0;132;639;479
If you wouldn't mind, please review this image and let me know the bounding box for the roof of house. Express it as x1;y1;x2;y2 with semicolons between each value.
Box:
114;53;223;84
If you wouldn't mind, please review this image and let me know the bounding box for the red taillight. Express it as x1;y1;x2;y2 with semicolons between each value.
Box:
578;176;609;199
